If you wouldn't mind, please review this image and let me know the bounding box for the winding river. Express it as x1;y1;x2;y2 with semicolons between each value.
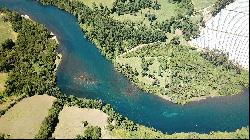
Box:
0;0;249;133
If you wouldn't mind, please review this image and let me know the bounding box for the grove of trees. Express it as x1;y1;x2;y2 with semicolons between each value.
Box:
37;0;167;60
0;10;60;98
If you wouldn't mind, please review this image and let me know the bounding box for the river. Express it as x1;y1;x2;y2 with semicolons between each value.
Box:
0;0;248;133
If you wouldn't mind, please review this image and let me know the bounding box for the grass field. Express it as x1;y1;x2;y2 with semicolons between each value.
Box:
0;95;56;139
111;0;177;25
116;56;170;89
53;106;111;139
77;0;115;9
192;0;217;11
0;14;17;44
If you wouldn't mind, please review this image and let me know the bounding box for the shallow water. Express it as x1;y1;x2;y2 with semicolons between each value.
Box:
0;0;249;133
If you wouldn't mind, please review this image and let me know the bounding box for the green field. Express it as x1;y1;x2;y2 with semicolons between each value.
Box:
111;0;177;25
192;0;217;11
0;14;17;44
77;0;115;9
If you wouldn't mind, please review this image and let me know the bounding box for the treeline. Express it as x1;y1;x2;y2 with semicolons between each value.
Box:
112;0;161;15
111;126;249;139
0;94;26;117
0;9;60;98
201;49;242;73
36;0;167;60
35;99;64;139
212;0;235;16
61;95;138;132
157;15;200;41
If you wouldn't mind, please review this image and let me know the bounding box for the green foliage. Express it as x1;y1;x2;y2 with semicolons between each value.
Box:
170;36;180;45
35;99;64;139
0;133;10;139
82;121;89;127
0;10;60;97
111;126;249;139
121;44;249;104
212;0;235;16
36;0;166;60
112;0;160;15
115;63;139;82
81;126;102;139
200;49;242;73
158;16;200;41
0;94;26;117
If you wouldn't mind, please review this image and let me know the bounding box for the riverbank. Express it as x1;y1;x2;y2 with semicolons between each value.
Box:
1;94;248;139
51;32;62;73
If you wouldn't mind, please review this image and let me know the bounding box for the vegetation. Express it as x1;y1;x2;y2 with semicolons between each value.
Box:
77;0;115;9
116;43;249;104
37;0;166;60
191;0;217;11
0;8;248;139
0;94;26;117
211;0;235;16
0;95;56;139
35;99;64;139
156;15;201;40
0;73;8;94
76;126;102;139
0;9;60;98
0;133;10;139
112;0;160;15
0;13;17;44
111;126;249;139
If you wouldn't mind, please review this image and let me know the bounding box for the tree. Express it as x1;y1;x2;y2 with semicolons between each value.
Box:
170;36;180;45
82;126;102;139
2;39;15;49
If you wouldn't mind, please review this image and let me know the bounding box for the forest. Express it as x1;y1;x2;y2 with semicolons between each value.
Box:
37;0;167;60
0;9;60;99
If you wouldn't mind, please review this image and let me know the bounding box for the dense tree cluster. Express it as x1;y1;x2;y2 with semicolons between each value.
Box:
112;0;161;15
157;15;200;40
0;10;60;98
200;49;241;73
115;63;139;82
36;0;166;60
212;0;235;16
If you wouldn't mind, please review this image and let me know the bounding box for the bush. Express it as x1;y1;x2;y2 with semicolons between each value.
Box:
76;126;102;139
